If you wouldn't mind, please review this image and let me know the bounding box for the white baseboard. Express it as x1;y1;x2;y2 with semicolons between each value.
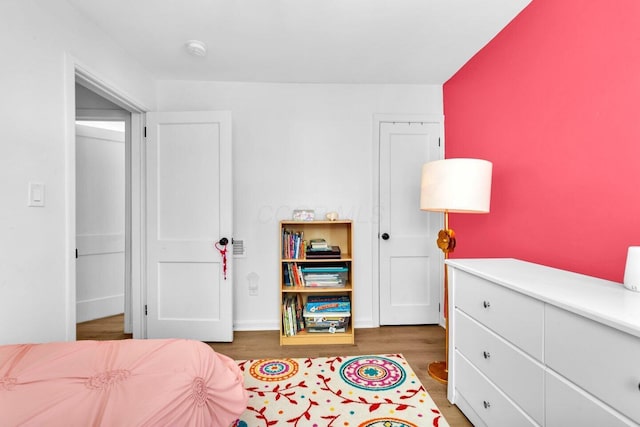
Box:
233;320;279;331
77;294;124;323
76;233;124;256
353;319;376;329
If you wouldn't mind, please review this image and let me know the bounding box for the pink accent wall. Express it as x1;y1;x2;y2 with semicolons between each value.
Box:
444;0;640;282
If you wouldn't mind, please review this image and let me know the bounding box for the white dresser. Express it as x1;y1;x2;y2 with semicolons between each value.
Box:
446;258;640;427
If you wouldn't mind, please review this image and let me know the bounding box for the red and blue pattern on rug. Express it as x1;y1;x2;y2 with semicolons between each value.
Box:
233;354;449;427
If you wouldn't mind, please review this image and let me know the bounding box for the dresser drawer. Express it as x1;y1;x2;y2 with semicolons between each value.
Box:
453;270;544;360
545;305;640;423
454;351;538;427
455;309;544;425
451;391;488;427
545;369;636;427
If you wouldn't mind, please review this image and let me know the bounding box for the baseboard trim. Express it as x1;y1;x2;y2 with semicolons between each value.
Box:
77;294;124;323
233;320;279;331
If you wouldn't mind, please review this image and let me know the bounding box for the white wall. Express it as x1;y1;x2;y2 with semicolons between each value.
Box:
156;81;443;330
0;0;155;344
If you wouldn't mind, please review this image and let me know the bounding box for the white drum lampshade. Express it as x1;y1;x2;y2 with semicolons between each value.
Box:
623;246;640;292
420;158;493;213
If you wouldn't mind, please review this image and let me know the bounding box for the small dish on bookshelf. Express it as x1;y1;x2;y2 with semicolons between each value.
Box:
325;211;339;221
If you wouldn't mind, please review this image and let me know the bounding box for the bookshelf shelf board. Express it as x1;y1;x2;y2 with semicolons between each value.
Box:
279;326;355;346
281;256;352;262
281;284;353;293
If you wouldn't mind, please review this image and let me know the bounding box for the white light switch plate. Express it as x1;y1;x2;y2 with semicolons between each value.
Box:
28;182;45;207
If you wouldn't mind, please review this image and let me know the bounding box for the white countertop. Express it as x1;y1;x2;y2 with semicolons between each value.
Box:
446;258;640;339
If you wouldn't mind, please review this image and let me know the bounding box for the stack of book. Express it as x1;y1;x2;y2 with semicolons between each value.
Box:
282;294;305;336
306;238;341;259
308;238;328;250
303;295;351;333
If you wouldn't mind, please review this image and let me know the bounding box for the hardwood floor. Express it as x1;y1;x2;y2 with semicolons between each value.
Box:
76;314;133;341
77;315;471;426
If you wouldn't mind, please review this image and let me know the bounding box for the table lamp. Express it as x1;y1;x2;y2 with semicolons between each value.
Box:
420;158;493;384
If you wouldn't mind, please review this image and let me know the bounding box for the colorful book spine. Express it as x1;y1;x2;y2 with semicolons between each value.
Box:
282;295;306;335
295;294;305;332
282;229;306;259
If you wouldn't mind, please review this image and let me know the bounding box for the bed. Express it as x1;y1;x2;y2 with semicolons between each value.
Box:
0;338;248;426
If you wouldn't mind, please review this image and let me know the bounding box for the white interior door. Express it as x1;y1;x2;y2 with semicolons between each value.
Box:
146;111;233;341
379;121;442;325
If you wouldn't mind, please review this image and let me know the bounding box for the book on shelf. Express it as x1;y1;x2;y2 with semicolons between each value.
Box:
292;263;303;286
282;294;305;336
282;300;291;336
283;264;291;286
295;294;305;332
305;295;351;313
283;262;307;287
287;304;295;336
282;229;306;259
305;246;341;259
309;238;328;249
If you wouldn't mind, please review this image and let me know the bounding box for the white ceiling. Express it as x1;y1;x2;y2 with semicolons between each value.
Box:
65;0;531;85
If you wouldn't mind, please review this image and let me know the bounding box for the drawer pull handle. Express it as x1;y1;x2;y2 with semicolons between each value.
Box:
483;400;491;409
483;301;491;308
483;351;491;359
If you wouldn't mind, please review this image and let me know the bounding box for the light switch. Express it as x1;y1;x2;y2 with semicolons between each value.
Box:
28;182;45;207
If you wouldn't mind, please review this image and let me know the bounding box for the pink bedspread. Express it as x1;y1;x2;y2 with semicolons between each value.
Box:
0;339;247;426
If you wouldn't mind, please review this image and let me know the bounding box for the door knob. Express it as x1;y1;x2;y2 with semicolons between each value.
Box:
381;233;390;240
218;237;229;246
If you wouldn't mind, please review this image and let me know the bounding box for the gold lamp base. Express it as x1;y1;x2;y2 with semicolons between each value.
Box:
428;361;448;384
428;213;453;386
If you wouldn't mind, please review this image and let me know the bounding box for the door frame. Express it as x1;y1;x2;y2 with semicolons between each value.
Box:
372;114;445;328
64;55;149;340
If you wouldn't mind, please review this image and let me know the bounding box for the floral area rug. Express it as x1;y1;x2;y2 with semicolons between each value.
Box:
232;354;449;427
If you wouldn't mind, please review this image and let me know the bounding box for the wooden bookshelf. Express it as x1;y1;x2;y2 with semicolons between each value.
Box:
279;220;354;345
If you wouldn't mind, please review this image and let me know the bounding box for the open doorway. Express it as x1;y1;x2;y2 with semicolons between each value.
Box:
65;62;147;340
75;83;132;334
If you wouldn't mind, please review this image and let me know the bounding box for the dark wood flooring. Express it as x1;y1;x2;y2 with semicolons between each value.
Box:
77;315;471;426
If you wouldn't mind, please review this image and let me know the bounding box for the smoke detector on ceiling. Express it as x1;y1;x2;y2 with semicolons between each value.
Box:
185;40;207;57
